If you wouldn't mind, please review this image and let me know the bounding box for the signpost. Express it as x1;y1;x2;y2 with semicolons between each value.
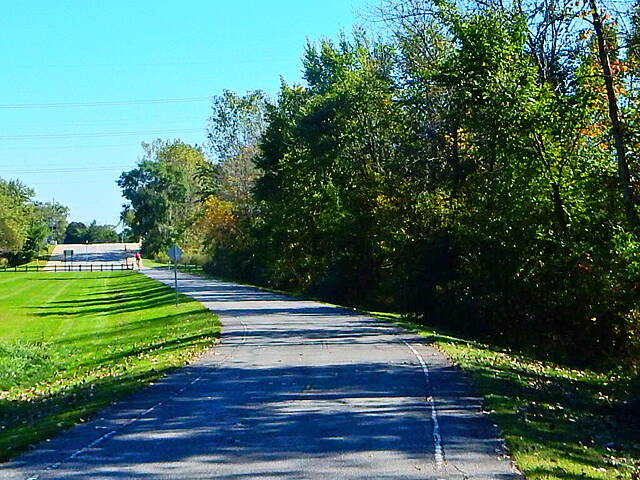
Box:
167;244;183;306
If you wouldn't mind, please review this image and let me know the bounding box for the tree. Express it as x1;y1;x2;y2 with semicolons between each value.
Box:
0;179;34;255
197;91;270;276
0;178;70;263
63;221;118;244
20;223;49;263
83;221;118;243
118;139;205;255
32;201;69;243
201;90;269;216
206;90;270;164
106;1;638;365
63;222;87;244
255;33;419;303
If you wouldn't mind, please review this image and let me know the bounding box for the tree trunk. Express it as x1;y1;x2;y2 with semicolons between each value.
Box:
552;182;567;233
589;0;639;230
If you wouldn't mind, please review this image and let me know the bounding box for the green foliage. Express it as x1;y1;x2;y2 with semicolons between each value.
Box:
197;90;270;277
201;7;640;369
0;179;35;256
120;3;640;369
19;223;49;264
0;272;220;460
31;201;69;243
63;221;88;243
63;221;118;244
0;179;69;264
118;139;205;255
254;34;417;303
205;89;269;164
83;221;118;243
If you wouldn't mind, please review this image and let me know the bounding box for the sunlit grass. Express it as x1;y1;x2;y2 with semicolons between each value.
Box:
0;271;219;461
395;318;639;480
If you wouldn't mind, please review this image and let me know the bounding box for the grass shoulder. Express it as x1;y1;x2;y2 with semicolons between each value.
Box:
141;258;168;269
390;316;639;480
0;271;220;461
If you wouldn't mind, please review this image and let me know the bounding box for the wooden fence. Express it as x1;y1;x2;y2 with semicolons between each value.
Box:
0;264;204;273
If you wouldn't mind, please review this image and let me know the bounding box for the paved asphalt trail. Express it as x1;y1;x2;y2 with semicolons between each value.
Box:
45;243;140;270
2;268;520;479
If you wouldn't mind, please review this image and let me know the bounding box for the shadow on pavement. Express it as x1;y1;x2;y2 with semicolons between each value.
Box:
4;360;518;479
1;271;527;479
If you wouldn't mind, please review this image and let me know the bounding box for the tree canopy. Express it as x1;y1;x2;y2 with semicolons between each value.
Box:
118;0;640;368
0;178;70;264
118;139;206;255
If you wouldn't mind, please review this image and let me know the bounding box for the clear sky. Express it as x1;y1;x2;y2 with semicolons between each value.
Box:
0;0;367;226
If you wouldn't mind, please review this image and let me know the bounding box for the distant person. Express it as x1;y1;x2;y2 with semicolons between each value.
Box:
134;252;142;269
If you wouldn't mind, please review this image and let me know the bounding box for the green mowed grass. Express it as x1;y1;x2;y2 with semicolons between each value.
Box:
0;271;220;461
395;318;640;479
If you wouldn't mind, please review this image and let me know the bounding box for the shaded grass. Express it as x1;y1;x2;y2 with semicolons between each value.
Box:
141;258;168;269
142;258;203;272
0;271;220;461
390;316;640;480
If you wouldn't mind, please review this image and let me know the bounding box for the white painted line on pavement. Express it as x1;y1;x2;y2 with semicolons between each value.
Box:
240;320;248;343
24;299;249;480
402;339;445;471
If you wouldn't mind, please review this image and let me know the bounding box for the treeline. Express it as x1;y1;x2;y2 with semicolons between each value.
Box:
0;177;123;265
0;178;68;265
63;221;119;245
120;0;640;367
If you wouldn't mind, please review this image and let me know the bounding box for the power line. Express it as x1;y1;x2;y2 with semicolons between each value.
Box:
1;165;134;174
21;179;124;185
8;57;290;70
0;142;143;151
0;117;205;129
0;96;211;109
0;128;203;140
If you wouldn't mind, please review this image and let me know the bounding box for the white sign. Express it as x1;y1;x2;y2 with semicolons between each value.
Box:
167;244;183;263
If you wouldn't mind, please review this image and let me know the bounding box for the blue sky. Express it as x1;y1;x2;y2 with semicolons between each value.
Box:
0;0;368;226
